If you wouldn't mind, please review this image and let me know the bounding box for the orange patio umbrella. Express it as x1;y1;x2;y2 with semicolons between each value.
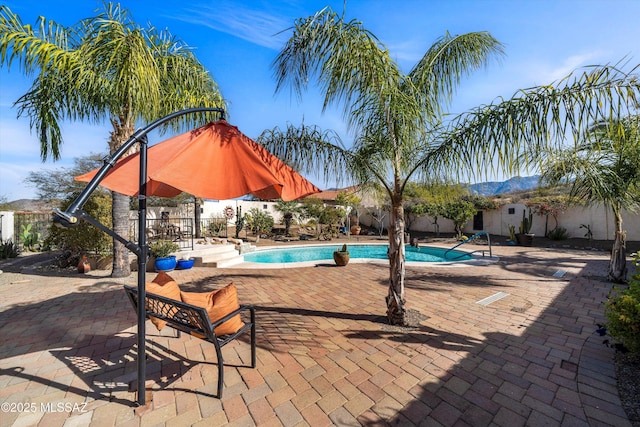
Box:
57;108;322;407
76;119;320;201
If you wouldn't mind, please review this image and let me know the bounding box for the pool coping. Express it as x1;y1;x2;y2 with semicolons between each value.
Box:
223;242;499;269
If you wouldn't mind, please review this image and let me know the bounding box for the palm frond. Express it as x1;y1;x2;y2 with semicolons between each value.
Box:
0;6;75;74
1;4;225;160
540;114;640;212
436;64;640;182
256;123;349;187
409;31;505;119
272;7;409;133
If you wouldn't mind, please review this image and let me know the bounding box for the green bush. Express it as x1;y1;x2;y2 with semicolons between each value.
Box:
440;200;477;239
149;240;180;258
1;239;19;259
207;218;227;235
45;192;113;256
245;208;274;236
20;223;42;251
548;226;569;240
605;253;640;355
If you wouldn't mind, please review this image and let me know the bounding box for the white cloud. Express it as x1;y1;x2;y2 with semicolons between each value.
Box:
520;51;604;85
172;3;291;50
385;39;429;69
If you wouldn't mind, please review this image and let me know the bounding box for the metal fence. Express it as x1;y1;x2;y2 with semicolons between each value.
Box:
200;216;229;238
14;212;52;249
130;215;195;251
9;212;228;253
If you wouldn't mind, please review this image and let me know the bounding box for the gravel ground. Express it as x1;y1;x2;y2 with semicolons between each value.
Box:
615;352;640;426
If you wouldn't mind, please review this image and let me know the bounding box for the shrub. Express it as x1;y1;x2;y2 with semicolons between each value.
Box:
245;208;274;236
548;226;569;240
149;240;180;258
605;253;640;355
20;223;42;251
440;200;476;239
45;192;112;256
207;218;227;235
1;239;19;259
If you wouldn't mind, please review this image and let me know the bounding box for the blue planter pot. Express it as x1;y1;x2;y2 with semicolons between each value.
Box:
177;258;195;270
155;255;177;272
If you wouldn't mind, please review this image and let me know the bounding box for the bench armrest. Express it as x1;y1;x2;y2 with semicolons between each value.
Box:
210;304;255;330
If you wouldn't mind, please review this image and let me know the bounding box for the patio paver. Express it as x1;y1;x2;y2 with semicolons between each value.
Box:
0;243;633;426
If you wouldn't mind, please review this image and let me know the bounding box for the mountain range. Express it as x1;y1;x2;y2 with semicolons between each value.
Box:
4;176;542;210
469;175;541;196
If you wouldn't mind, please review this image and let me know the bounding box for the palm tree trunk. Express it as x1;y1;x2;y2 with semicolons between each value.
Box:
386;201;407;325
109;117;134;278
194;197;202;238
111;191;131;278
608;208;627;283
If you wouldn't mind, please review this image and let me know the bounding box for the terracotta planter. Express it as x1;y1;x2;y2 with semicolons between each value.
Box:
77;256;91;274
333;251;350;266
350;225;361;235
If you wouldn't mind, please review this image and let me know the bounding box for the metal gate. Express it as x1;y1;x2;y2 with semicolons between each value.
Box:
14;212;52;249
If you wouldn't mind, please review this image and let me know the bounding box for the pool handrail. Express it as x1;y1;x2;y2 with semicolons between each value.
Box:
444;231;492;259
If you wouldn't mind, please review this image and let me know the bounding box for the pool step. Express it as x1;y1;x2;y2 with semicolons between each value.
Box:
182;243;244;268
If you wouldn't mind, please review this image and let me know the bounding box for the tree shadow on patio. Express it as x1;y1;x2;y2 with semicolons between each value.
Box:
0;284;135;361
255;305;482;353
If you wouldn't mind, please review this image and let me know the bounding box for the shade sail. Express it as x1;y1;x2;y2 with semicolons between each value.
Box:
76;120;320;201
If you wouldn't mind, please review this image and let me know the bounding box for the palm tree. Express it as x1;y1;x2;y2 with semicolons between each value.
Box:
257;7;640;325
0;3;225;277
274;200;300;236
540;116;640;283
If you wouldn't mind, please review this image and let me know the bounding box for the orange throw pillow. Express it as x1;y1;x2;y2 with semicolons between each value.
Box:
146;272;181;330
181;283;244;336
152;271;177;286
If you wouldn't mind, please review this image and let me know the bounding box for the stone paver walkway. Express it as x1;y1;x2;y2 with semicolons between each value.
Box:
0;243;632;426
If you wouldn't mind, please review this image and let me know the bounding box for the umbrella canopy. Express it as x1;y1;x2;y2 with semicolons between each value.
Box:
76;119;320;201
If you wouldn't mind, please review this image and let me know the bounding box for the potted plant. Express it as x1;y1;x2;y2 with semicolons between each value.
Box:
516;208;535;246
333;244;350;266
177;257;195;270
150;240;180;271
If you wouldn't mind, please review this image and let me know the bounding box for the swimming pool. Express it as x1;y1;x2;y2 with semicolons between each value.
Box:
242;244;472;264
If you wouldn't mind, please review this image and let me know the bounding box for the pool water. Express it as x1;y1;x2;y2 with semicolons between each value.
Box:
243;244;472;264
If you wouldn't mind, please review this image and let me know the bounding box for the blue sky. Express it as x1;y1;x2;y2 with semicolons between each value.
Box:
1;0;639;201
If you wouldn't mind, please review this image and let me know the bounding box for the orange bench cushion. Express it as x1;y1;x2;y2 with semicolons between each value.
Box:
146;272;181;330
181;283;245;336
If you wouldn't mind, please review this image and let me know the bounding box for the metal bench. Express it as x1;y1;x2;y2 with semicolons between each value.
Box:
123;285;256;398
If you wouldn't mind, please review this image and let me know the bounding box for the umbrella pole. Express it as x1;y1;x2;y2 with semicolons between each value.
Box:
136;136;149;406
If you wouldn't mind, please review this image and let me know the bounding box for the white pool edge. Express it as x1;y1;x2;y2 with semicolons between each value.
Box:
219;242;499;269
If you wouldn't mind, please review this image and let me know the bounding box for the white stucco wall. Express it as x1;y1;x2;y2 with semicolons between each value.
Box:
0;211;15;242
360;203;640;241
476;204;640;241
6;201;634;243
